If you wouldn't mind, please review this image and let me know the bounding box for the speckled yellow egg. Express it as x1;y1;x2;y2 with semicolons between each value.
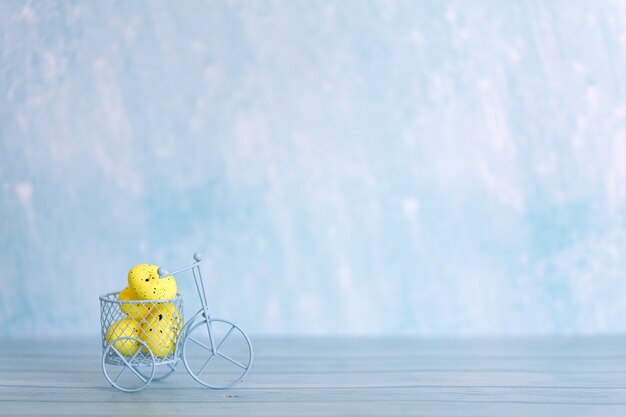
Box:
128;264;176;300
118;287;151;320
153;303;182;329
105;318;141;356
140;305;181;358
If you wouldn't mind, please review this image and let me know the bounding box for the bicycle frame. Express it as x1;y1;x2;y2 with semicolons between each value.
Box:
158;253;217;359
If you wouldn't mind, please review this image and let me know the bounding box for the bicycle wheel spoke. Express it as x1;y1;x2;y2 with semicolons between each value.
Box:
196;354;215;376
128;349;142;364
114;366;126;383
111;347;131;367
127;365;148;383
111;346;148;383
215;325;235;352
217;351;246;369
188;336;213;353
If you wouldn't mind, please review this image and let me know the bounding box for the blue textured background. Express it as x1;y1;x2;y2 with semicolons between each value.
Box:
2;1;626;338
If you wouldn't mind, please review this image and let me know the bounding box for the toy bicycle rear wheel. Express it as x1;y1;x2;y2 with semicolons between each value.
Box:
102;337;155;392
182;318;253;389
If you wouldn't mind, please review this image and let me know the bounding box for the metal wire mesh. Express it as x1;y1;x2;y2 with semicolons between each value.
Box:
100;292;183;366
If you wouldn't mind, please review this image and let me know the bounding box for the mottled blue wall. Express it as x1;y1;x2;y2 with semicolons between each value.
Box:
2;1;626;338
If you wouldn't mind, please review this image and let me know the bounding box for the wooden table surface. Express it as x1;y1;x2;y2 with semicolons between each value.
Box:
2;336;626;416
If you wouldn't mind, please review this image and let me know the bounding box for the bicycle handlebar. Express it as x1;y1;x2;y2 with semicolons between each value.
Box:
157;252;203;278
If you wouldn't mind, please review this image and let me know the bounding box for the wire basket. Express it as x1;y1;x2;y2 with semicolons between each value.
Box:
100;292;184;367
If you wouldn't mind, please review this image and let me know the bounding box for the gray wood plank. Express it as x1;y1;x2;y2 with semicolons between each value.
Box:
2;336;626;416
3;400;626;417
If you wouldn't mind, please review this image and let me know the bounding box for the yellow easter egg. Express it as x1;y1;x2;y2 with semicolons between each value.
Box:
153;303;182;329
140;305;181;358
105;318;141;356
118;287;151;320
128;264;176;300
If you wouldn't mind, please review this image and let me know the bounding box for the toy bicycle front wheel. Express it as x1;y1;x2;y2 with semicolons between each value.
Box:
102;337;155;392
182;317;253;389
